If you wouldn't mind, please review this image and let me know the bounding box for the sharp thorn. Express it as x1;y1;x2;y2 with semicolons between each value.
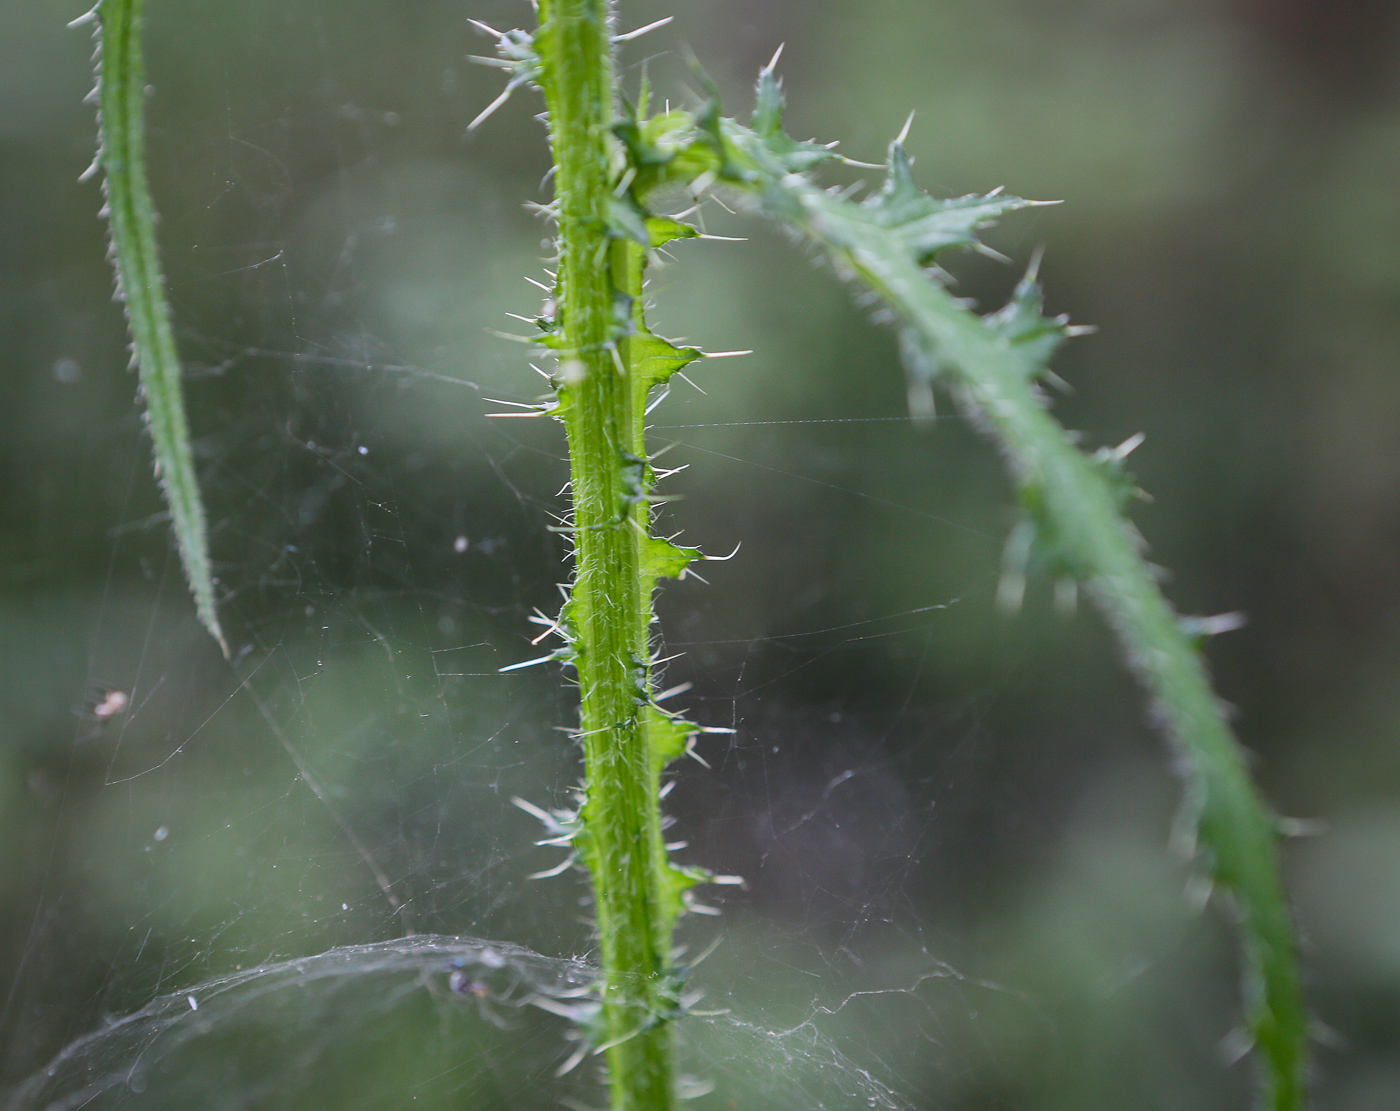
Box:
895;110;915;145
615;16;673;42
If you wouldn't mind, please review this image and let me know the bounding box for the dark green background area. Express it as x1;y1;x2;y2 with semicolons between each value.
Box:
3;0;1400;1107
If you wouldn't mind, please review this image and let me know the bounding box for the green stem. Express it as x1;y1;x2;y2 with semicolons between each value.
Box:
717;116;1305;1109
849;235;1305;1110
534;3;678;1107
92;0;227;657
615;88;1305;1106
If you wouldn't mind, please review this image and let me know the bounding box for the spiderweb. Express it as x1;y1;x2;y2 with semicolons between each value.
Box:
4;2;1246;1109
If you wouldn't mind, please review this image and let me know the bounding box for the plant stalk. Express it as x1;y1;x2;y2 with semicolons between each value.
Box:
864;243;1305;1109
718;114;1306;1109
534;2;678;1107
613;90;1306;1105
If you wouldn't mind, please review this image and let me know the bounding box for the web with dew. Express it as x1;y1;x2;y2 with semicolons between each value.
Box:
2;3;1222;1110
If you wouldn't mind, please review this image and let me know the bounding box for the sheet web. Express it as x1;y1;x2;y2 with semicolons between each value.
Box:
10;310;1016;1109
11;315;1013;1110
6;3;1212;1109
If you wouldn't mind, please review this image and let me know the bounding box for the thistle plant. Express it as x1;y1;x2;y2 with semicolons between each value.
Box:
87;0;1307;1108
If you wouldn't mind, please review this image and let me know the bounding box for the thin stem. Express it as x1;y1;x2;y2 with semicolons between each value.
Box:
92;0;227;657
534;2;678;1107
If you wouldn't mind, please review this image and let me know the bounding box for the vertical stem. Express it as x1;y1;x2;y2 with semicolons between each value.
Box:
534;3;677;1108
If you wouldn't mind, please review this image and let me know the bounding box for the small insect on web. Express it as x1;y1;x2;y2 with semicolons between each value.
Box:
76;684;130;723
439;946;526;1030
71;683;132;743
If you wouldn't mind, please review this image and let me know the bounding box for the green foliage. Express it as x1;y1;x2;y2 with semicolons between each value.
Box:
92;1;1307;1108
588;60;1306;1110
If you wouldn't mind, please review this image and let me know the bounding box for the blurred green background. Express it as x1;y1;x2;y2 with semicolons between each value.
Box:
3;0;1400;1107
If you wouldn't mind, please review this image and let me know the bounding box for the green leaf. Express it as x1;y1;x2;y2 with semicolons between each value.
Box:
983;272;1073;380
608;195;653;246
607;198;700;250
749;69;835;174
688;90;1306;1111
641;535;702;587
645;215;699;249
630;333;702;392
643;705;692;770
862;142;1037;264
94;0;227;658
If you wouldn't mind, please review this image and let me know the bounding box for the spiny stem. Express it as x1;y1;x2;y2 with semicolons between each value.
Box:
847;230;1305;1109
716;114;1305;1109
91;0;227;657
534;2;678;1106
607;79;1304;1107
